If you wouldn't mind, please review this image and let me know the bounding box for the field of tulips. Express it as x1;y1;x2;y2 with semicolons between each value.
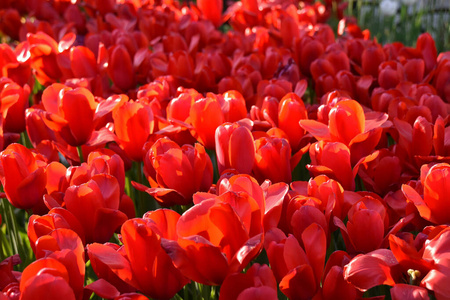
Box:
1;0;450;299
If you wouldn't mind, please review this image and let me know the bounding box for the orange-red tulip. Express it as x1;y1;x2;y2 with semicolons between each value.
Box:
403;163;450;224
41;84;98;147
0;143;47;210
215;122;255;175
197;0;223;28
253;137;292;184
189;96;225;149
88;211;189;299
135;137;213;206
113;99;154;161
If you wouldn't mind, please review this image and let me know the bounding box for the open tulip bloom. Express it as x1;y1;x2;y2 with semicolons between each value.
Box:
0;0;449;299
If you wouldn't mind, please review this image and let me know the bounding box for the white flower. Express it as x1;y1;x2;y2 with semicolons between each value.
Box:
379;0;400;16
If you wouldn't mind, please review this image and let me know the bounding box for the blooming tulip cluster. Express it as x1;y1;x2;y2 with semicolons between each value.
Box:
0;0;449;299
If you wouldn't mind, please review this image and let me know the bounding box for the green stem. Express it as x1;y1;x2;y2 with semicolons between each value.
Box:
77;146;84;164
20;132;32;149
0;199;28;270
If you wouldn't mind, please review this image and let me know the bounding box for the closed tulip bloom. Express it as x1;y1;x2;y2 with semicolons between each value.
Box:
197;0;223;28
361;45;386;78
278;93;308;152
108;45;135;92
253;137;292;184
113;100;154;162
41;84;97;147
219;263;278;300
0;143;47;210
1;79;30;134
135;137;213;206
63;174;128;243
20;258;77;300
189;96;225;149
215;123;255;175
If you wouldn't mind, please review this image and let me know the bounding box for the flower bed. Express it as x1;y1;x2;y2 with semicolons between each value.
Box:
0;0;449;299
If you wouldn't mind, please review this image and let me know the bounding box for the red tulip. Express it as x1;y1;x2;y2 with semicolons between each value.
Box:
321;251;358;300
278;93;308;152
378;61;406;90
219;264;277;300
164;193;264;285
216;90;247;123
27;32;75;85
0;143;47;210
28;206;86;247
108;45;135;92
134;137;213;206
344;226;450;298
20;258;77;300
361;44;386;78
32;229;85;300
0;255;20;298
253;137;292;183
63;174;128;243
403;163;450;224
354;149;404;195
189;95;225;149
0;42;32;87
433;55;450;103
1;79;30;133
113;99;154;161
41;84;98;147
215;122;255;175
308;141;354;190
416;32;437;75
300;99;389;164
265;224;326;299
88;211;189;299
197;0;223;28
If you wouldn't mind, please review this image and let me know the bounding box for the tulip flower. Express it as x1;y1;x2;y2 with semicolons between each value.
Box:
361;44;386;78
88;210;189;299
0;143;47;211
0;254;20;297
31;228;85;300
197;0;223;28
164;192;264;285
278;93;308;152
134;137;213;206
27;31;75;85
253;137;292;184
40;84;98;147
307;141;354;191
300;98;389;165
433;54;450;103
63;174;128;243
321;251;359;300
112;99;154;162
1;79;30;134
219;264;278;300
215;122;255;175
354;149;405;195
20;258;78;300
265;224;327;299
344;226;450;299
189;96;225;149
403;163;450;224
108;45;135;92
